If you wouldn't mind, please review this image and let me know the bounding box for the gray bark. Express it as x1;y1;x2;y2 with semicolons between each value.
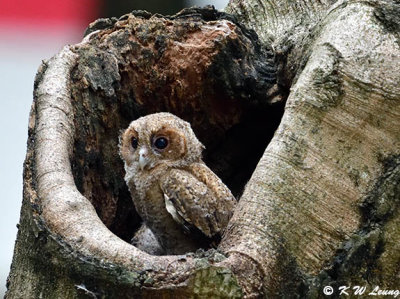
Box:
6;1;400;298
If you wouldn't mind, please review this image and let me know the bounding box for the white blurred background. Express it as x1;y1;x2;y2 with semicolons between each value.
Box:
0;0;228;296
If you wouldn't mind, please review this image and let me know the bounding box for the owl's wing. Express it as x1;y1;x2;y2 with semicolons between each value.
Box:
188;163;237;227
160;166;236;238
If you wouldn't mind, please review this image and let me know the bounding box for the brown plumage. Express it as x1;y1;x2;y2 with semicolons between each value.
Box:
120;112;236;254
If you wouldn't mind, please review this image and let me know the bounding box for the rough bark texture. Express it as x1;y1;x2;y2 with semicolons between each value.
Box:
7;1;400;298
223;0;400;296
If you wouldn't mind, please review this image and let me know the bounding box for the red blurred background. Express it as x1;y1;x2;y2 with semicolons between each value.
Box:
0;0;98;27
0;0;98;44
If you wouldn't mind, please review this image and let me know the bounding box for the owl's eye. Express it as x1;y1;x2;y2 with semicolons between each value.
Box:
154;137;168;150
131;136;138;149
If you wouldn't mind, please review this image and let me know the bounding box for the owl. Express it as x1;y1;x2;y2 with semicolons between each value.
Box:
120;112;236;254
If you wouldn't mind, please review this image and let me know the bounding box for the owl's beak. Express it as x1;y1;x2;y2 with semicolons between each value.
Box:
139;147;149;170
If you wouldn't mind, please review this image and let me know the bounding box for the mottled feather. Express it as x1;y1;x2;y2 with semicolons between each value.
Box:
161;168;220;237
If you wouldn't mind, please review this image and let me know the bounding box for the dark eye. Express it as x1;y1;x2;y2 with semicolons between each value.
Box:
131;136;138;149
154;137;168;150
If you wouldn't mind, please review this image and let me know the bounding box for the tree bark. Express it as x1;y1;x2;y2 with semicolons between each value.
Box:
7;1;400;298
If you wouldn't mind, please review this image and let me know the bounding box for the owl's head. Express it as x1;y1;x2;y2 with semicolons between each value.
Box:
120;112;204;171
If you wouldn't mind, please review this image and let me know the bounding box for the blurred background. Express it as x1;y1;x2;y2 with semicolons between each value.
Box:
0;0;228;295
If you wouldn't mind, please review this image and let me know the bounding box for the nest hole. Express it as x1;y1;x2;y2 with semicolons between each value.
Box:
69;8;285;251
70;97;284;248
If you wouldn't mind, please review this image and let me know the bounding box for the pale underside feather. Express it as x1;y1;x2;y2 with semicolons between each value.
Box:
164;193;183;225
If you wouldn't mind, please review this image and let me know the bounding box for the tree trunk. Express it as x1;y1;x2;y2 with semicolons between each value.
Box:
6;1;400;298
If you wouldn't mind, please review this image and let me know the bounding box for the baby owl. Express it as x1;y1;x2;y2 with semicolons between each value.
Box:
120;112;236;254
